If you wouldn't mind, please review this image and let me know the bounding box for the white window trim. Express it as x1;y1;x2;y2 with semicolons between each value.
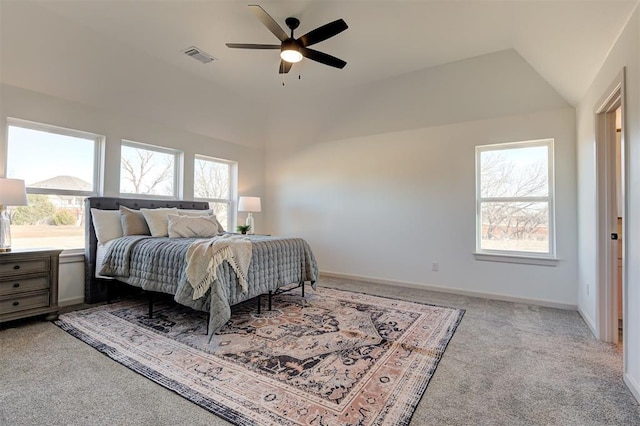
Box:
475;138;557;264
7;118;105;196
193;154;238;231
120;140;183;199
6;118;104;254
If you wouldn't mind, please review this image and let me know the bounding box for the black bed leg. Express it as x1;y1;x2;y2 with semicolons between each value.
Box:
268;291;273;311
148;292;154;319
301;281;305;297
257;294;261;314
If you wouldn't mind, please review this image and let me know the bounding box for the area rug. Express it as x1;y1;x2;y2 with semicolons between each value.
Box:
56;286;464;426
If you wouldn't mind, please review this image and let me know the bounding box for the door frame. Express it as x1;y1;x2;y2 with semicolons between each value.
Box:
594;68;626;354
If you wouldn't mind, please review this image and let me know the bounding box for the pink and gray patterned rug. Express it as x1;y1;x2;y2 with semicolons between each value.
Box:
56;286;464;425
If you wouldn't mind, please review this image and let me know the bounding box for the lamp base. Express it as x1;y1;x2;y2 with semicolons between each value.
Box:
246;212;255;235
0;207;12;253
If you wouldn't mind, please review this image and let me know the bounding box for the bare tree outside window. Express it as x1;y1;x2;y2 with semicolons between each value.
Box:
194;156;235;231
120;143;177;196
477;140;554;255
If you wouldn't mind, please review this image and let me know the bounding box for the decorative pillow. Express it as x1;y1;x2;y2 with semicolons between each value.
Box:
140;207;178;237
177;209;225;233
119;206;150;236
90;208;123;244
167;214;221;238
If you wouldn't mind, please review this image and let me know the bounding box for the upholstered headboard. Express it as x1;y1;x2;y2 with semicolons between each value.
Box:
84;197;210;303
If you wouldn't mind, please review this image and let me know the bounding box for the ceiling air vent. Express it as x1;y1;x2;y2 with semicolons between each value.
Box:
183;46;215;64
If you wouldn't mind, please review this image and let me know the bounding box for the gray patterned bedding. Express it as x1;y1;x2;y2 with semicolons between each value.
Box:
98;235;318;335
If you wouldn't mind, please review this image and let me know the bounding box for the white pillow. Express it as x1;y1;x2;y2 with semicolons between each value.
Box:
167;214;221;238
177;209;225;233
140;207;178;237
91;208;123;243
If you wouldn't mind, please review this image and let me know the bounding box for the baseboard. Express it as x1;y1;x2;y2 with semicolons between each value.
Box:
319;270;578;311
624;373;640;404
59;297;85;307
578;306;598;338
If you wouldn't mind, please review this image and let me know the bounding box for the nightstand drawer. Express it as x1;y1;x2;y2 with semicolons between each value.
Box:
0;292;50;314
0;259;50;277
0;276;50;297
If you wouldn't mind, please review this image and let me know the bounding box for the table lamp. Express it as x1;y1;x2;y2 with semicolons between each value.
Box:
0;178;28;252
238;196;261;235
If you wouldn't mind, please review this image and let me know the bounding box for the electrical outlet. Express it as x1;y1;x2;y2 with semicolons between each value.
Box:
432;262;439;272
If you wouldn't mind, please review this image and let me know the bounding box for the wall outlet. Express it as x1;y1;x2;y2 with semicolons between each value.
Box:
432;262;439;272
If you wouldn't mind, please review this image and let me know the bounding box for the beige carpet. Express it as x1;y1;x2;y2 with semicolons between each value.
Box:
1;277;638;425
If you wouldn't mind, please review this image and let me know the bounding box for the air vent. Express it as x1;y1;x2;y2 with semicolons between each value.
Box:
182;46;215;64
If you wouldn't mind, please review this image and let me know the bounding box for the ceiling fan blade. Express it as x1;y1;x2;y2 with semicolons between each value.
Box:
279;60;293;74
298;19;348;47
249;4;288;42
226;43;281;49
300;47;347;69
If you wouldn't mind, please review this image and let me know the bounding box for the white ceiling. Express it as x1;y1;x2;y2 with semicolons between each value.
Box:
1;0;638;141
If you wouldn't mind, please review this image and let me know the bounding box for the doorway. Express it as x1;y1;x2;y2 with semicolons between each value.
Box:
595;69;626;353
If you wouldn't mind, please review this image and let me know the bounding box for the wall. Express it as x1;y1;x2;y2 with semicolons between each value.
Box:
265;50;579;307
576;6;640;401
0;84;265;305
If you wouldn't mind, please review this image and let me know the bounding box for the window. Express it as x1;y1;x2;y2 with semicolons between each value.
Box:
475;139;555;259
6;119;103;251
120;140;181;198
193;155;237;231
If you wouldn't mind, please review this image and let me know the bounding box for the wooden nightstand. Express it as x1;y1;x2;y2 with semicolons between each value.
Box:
0;248;62;324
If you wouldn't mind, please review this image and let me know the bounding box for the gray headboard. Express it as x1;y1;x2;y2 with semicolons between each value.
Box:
84;197;210;304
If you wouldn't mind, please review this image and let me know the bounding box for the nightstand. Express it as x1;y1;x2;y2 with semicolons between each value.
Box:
0;248;62;324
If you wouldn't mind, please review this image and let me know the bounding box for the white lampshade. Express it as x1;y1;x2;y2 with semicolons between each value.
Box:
238;196;261;213
0;178;28;206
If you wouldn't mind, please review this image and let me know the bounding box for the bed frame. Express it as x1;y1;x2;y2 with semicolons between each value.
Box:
84;197;210;304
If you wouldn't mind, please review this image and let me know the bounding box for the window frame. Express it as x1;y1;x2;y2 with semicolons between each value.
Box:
193;154;238;232
474;138;557;265
6;117;105;253
119;139;183;199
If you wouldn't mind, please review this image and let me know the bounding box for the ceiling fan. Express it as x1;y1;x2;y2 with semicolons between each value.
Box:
226;5;348;74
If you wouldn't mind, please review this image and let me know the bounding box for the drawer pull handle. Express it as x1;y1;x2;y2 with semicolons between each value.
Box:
13;265;20;270
13;283;20;288
12;301;19;306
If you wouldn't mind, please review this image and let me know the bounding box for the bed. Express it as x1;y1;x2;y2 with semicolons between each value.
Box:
84;197;318;335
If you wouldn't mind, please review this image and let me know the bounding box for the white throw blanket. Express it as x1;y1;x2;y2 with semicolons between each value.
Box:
185;234;252;300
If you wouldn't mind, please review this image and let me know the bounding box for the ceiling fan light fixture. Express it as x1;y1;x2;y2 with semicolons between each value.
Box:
280;40;303;63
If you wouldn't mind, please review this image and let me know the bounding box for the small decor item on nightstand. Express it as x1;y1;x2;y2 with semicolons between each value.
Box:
238;196;261;235
236;225;251;234
0;178;28;252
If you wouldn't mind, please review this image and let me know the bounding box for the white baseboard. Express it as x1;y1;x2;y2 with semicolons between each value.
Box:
578;306;598;338
59;297;85;307
320;270;577;311
624;373;640;404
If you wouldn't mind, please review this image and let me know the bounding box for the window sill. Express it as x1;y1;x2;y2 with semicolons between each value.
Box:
473;252;559;267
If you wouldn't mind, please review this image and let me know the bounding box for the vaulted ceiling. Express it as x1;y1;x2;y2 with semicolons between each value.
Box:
1;1;637;145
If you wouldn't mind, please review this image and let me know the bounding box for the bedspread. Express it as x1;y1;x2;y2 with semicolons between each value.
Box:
99;235;318;336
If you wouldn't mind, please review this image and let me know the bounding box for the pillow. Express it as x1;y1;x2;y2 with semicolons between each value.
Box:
178;209;225;233
167;214;221;238
90;208;123;244
140;207;178;237
119;206;150;236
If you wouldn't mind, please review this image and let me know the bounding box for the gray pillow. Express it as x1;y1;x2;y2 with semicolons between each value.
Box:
119;206;150;236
